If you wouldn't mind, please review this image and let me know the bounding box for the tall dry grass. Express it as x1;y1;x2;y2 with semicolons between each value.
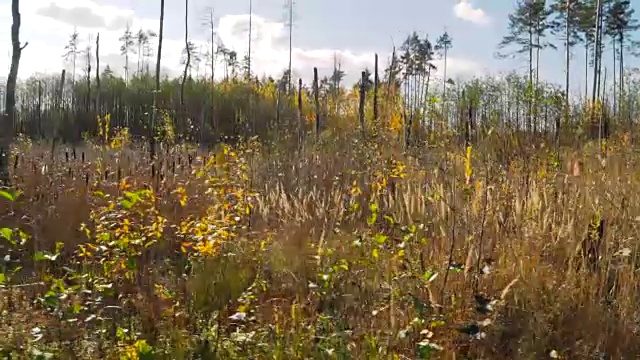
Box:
1;130;640;359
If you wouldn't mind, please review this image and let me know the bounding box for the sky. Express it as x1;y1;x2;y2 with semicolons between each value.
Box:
0;0;638;95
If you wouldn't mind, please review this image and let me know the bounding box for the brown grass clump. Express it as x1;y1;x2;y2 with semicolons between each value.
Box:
1;132;640;359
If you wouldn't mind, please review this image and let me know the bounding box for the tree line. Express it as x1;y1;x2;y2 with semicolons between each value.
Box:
1;0;640;185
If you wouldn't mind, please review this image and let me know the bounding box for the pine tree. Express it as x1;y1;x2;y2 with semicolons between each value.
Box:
575;0;596;100
136;29;148;75
605;0;638;115
63;29;79;88
435;30;453;104
498;0;555;131
550;0;581;109
119;25;135;83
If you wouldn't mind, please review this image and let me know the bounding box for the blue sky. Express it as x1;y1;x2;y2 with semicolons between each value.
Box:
0;0;638;95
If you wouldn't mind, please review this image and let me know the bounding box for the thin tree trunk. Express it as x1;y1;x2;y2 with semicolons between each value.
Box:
359;71;366;139
248;0;252;80
596;6;604;101
209;8;216;138
584;44;588;101
591;0;602;112
528;26;533;133
564;0;570;139
287;0;293;93
373;53;379;127
150;0;164;169
181;0;190;107
37;80;42;138
96;33;101;116
619;34;624;121
313;67;320;136
137;42;142;75
86;39;91;114
1;0;27;185
443;46;448;130
535;32;541;134
612;40;616;116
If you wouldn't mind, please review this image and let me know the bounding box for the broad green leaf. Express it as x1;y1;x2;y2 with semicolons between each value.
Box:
0;228;14;245
0;189;20;202
0;190;13;201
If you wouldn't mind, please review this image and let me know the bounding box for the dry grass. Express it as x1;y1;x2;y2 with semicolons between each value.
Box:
1;130;640;359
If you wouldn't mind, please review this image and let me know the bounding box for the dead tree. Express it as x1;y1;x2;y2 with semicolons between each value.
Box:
151;0;165;177
1;0;27;186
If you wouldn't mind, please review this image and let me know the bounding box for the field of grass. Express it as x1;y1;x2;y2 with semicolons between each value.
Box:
2;129;640;359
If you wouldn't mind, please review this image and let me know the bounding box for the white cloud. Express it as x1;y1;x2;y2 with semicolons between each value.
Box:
215;14;485;84
453;0;490;26
0;0;485;86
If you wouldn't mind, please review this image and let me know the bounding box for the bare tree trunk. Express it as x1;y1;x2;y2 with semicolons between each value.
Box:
612;40;616;116
37;80;42;138
150;0;164;171
287;0;293;93
373;53;379;128
619;35;625;122
209;8;216;138
528;25;533;133
443;45;448;130
313;67;320;136
247;0;252;80
591;0;602;114
96;33;101;116
359;71;366;139
1;0;27;186
86;40;92;114
297;78;303;146
180;0;190;107
584;44;588;101
563;0;570;140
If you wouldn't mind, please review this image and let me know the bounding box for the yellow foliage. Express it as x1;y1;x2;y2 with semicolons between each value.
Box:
110;127;130;150
464;145;473;185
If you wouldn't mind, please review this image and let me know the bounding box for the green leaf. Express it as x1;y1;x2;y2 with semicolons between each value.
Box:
34;252;59;262
374;234;388;244
120;199;133;209
0;189;20;202
0;272;5;285
367;213;377;226
0;228;14;246
71;303;83;314
0;190;13;201
422;271;438;283
116;327;127;340
126;257;137;270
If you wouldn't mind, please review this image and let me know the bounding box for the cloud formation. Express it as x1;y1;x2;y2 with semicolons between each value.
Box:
35;2;130;30
216;14;485;84
0;0;486;85
453;0;490;26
